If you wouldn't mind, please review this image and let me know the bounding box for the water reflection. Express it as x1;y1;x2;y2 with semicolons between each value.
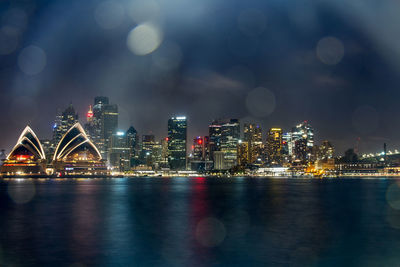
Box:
0;178;400;266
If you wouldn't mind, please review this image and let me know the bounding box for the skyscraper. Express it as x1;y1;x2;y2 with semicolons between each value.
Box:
243;123;263;164
168;116;187;170
108;131;130;172
126;126;138;168
86;96;118;161
51;104;79;158
237;140;250;166
266;128;283;165
290;121;314;162
220;119;240;169
209;120;222;161
141;134;155;167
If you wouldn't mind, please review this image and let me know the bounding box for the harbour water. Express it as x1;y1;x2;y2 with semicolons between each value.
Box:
1;177;400;266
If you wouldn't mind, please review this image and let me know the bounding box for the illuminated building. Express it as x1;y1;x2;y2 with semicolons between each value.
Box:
160;138;169;167
141;135;155;167
85;96;118;161
237;140;250;166
209;121;222;161
0;126;46;176
213;151;226;170
284;121;314;163
190;136;212;172
168;116;187;170
51;104;79;158
52;123;107;176
108;131;130;172
126;126;138;168
220;119;240;169
0;149;6;163
266;128;283;165
318;140;334;160
243;123;263;164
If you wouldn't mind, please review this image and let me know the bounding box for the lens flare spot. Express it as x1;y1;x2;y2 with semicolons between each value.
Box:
7;180;36;204
316;36;344;65
246;87;276;117
18;45;47;75
195;217;226;247
127;23;163;56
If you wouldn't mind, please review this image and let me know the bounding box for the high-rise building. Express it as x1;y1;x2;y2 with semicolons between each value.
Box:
266;128;283;165
126;126;138;168
237;140;250;166
85;97;118;161
243;123;263;164
168;116;187;170
213;151;226;170
51;104;79;159
141;135;155;166
220;119;240;169
318;140;334;160
108;131;130;172
209;121;222;161
192;136;209;161
291;121;314;162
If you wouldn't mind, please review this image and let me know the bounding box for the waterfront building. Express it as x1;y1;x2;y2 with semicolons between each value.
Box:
85;97;118;161
285;121;314;163
266;128;283;165
52;123;107;176
141;135;155;167
237;140;250;166
108;131;130;172
126;126;138;168
51;104;79;158
220;119;240;169
168;116;187;170
209;120;222;161
243;123;263;164
1;126;46;175
190;136;212;172
318;140;334;160
213;151;226;170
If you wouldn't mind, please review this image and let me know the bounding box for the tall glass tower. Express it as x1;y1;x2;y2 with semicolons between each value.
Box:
168;116;187;170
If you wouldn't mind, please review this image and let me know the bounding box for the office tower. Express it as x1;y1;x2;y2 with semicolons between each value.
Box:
266;128;283;165
168;116;187;170
192;136;208;161
126;126;138;168
141;135;155;166
160;137;169;167
86;96;118;160
108;131;130;172
220;119;240;169
290;121;314;162
213;151;226;170
209;120;222;161
51;104;79;158
237;140;250;166
318;140;334;160
243;123;263;164
151;141;164;169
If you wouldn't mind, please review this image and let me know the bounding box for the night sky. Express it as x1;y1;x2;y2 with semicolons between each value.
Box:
1;0;400;156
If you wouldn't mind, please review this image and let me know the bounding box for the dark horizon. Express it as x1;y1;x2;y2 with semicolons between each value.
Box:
1;0;400;155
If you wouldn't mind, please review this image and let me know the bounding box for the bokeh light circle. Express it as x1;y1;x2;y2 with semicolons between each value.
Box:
316;37;344;65
127;23;163;56
195;217;226;247
7;180;36;204
18;45;47;75
386;183;400;210
246;87;276;117
0;26;19;55
94;1;124;29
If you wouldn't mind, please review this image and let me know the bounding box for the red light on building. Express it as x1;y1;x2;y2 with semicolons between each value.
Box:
87;105;94;118
198;139;203;144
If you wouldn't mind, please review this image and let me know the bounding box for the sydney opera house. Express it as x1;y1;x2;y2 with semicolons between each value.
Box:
0;123;108;177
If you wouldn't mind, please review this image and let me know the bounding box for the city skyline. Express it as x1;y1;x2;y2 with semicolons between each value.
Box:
0;97;395;158
1;0;400;156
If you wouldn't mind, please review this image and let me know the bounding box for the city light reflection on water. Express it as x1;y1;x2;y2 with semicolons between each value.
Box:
0;177;400;266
